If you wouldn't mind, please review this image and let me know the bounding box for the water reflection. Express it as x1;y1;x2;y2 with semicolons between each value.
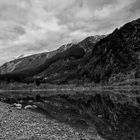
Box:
0;89;140;140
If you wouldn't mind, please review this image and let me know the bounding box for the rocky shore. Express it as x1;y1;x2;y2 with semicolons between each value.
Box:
0;101;103;140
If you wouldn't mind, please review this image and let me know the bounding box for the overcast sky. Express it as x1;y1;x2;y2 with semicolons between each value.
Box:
0;0;140;65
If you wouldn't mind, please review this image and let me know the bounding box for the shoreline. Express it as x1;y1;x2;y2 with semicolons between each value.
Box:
0;101;103;140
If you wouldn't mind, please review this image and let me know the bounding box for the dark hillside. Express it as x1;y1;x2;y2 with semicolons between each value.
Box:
78;18;140;83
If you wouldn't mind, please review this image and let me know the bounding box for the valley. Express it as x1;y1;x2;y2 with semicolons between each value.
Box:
0;17;140;140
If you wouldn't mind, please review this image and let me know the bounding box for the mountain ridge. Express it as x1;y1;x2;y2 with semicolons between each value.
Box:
0;35;104;82
0;18;140;84
78;18;140;83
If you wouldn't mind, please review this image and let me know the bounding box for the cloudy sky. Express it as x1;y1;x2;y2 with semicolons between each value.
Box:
0;0;140;65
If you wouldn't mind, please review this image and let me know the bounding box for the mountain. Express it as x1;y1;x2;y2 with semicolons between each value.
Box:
0;18;140;84
0;43;73;75
78;18;140;83
35;35;105;83
0;36;104;83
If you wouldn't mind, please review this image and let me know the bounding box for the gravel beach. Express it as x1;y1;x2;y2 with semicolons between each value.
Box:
0;102;103;140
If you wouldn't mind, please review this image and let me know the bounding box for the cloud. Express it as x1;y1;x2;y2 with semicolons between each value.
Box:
0;0;140;65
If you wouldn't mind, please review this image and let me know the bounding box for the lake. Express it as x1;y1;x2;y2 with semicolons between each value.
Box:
0;89;140;140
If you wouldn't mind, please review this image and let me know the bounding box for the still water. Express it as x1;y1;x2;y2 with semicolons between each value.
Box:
0;89;140;140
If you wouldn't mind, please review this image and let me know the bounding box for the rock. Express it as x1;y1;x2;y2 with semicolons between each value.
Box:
98;115;102;118
0;98;6;102
12;103;22;110
12;103;22;108
24;105;33;109
28;100;33;103
44;100;49;103
16;106;22;110
32;105;37;109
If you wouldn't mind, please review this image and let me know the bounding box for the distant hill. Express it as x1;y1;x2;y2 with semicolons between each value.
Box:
0;43;73;75
0;36;104;83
